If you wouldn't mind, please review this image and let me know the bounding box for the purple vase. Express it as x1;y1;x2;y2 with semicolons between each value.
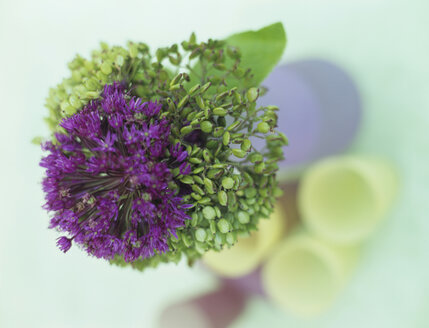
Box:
158;283;247;328
256;59;362;180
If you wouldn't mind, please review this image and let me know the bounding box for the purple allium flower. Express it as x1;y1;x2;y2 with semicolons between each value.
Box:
57;236;72;253
40;83;191;262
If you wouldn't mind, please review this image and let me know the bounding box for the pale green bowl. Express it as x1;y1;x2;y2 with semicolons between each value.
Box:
261;228;358;316
298;156;399;244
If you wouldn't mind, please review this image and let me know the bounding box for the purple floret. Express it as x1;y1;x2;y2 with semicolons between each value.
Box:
40;83;191;262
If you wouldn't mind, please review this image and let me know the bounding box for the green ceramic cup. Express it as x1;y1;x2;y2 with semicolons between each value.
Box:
261;228;358;316
298;156;399;244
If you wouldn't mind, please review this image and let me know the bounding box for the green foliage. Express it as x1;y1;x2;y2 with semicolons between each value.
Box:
226;22;286;87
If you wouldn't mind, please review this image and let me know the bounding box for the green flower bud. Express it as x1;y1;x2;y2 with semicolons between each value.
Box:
200;121;213;133
128;43;138;58
222;131;230;146
189;32;197;44
215;91;229;102
69;95;81;109
84;78;100;91
232;149;246;158
85;91;99;99
204;178;215;194
195;242;207;255
180;125;193;136
213;127;224;137
218;190;228;206
202;206;216;220
207;168;223;179
227;120;241;131
189;157;202;164
214;232;224;247
200;82;212;94
213;107;228;116
227;45;241;59
169;84;181;91
169;54;181;65
214;63;227;71
239;199;249;210
201;151;210;163
243;172;254;185
188;84;201;96
191;184;205;195
115;55;124;66
100;62;113;75
232;175;241;188
237;211;250;224
180;176;194;184
211;163;227;169
245;188;257;198
241;139;252;152
195;228;207;242
234;92;242;104
170;73;183;86
196;96;205;109
254;162;266;174
258;188;268;198
256;122;270;133
217;219;230;233
214;206;221;218
198;197;211;205
193;167;204;174
260;206;270;217
246;87;259;102
248;152;263;163
278;132;289;145
227;191;237;205
191;212;199;226
190;118;201;127
221;177;234;189
177;95;190;109
226;232;236;245
266;105;279;111
209;221;217;234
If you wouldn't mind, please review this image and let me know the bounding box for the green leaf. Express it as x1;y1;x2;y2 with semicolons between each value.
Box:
188;22;286;89
225;22;286;87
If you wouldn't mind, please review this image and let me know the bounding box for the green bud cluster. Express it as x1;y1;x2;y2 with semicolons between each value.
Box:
43;33;287;271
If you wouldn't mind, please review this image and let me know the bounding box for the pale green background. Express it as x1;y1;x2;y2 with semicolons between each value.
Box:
0;0;428;327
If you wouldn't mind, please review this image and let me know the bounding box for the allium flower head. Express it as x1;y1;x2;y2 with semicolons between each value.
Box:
39;24;287;270
41;83;191;261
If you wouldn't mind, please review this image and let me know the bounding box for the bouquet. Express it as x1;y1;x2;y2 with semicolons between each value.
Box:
39;22;287;271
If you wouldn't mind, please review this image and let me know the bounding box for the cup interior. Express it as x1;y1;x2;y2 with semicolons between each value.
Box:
263;241;339;315
301;164;378;243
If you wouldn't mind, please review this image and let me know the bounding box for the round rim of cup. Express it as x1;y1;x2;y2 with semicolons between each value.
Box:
299;158;380;244
261;236;342;316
